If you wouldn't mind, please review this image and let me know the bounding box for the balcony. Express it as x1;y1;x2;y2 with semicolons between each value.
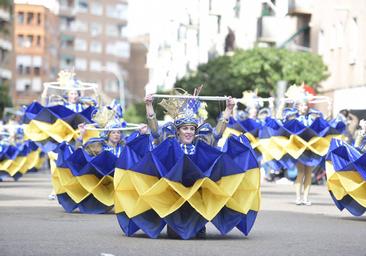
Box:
0;8;10;21
257;16;297;45
288;0;312;15
59;5;77;16
0;67;12;79
0;38;12;50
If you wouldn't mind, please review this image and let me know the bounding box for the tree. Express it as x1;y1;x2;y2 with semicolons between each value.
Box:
0;82;13;119
175;47;329;121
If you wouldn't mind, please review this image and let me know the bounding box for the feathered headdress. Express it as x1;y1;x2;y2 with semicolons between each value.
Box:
57;70;81;89
238;89;263;109
285;83;313;103
158;87;208;128
91;106;126;139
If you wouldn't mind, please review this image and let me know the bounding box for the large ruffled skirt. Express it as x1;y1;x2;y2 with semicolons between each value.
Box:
326;139;366;216
0;141;45;180
114;135;260;239
50;142;116;213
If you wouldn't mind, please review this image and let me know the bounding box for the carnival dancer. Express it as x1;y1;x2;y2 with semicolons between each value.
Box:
41;70;97;112
148;90;233;238
51;104;147;213
280;84;335;206
113;87;261;239
325;119;366;216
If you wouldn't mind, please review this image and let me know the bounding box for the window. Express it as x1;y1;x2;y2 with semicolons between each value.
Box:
60;56;75;69
32;78;42;91
17;12;24;24
61;35;74;49
75;58;87;71
36;13;41;25
106;25;118;37
90;22;102;36
17;64;24;75
16;79;32;91
36;36;41;47
27;12;34;24
90;60;101;71
117;24;126;37
17;34;24;47
106;41;130;58
25;66;31;75
74;38;87;51
74;20;87;32
34;67;41;76
33;56;42;66
90;2;103;16
77;0;89;13
90;41;102;53
106;4;128;19
26;35;34;47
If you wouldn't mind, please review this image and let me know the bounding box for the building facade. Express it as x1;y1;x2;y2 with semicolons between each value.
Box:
0;1;13;87
256;0;366;114
58;0;130;105
13;0;59;105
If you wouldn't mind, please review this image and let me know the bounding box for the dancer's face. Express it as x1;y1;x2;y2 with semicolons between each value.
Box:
108;130;122;144
177;125;196;145
67;90;79;104
298;102;308;115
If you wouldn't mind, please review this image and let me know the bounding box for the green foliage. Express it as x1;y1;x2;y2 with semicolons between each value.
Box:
175;47;329;120
0;82;13;119
124;101;165;124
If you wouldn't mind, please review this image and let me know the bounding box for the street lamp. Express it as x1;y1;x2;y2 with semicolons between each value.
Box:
100;66;125;109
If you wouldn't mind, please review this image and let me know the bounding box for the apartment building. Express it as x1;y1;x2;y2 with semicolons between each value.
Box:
58;0;130;105
0;1;12;87
13;0;59;105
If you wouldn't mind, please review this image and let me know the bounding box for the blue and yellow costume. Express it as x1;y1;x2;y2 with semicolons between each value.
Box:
325;129;366;216
114;91;260;239
51;105;141;213
0;126;44;181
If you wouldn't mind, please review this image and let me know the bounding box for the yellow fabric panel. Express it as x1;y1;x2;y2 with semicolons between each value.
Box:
286;135;306;159
219;128;259;149
24;122;50;141
19;150;40;174
3;157;27;176
0;149;44;177
257;136;288;161
83;130;101;144
141;179;186;217
24;120;78;142
77;175;114;206
51;164;114;206
114;168;261;220
226;168;261;213
326;161;366;207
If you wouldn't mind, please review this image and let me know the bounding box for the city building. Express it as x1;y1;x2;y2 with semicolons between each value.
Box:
0;0;13;87
256;0;366;115
58;0;130;105
13;0;59;105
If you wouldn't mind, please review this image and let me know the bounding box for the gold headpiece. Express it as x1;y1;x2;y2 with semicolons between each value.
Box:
91;106;116;128
57;70;79;88
158;88;208;126
238;89;262;108
285;83;312;102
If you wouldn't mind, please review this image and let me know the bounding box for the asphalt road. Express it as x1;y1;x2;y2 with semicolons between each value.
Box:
0;172;365;256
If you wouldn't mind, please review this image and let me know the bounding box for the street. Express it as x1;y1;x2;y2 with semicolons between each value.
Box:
0;171;365;256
